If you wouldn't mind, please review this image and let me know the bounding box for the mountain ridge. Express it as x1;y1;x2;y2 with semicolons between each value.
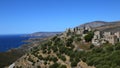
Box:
77;21;109;28
28;32;62;37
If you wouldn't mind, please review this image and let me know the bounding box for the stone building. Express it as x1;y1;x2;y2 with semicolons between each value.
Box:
92;31;103;46
106;35;118;45
85;26;92;31
92;31;120;45
64;26;120;46
115;32;120;42
103;32;118;45
64;26;92;36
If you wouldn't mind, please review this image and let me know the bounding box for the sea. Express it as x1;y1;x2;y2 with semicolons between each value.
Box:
0;34;30;52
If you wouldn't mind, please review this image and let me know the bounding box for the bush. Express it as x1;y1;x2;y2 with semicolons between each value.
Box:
38;55;43;60
58;55;66;61
42;50;47;53
115;43;120;50
28;57;34;63
49;56;58;62
59;65;67;68
84;31;94;42
44;61;47;65
59;46;66;54
52;46;58;52
49;63;60;68
66;38;73;47
71;61;78;67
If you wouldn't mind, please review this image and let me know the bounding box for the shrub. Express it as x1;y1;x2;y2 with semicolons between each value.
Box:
49;56;58;62
28;57;34;63
59;65;67;68
58;55;66;61
49;63;60;68
71;61;78;67
115;43;120;50
44;61;47;65
84;31;94;42
38;55;43;60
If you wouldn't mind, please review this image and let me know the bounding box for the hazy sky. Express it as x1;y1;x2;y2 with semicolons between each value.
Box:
0;0;120;34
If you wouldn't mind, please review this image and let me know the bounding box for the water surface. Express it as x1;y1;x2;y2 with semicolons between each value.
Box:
0;34;30;52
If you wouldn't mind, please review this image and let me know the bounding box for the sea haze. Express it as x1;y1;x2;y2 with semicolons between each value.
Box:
0;34;30;52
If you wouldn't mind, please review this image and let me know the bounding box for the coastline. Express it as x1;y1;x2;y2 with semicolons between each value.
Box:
0;36;33;67
0;33;59;67
0;36;48;67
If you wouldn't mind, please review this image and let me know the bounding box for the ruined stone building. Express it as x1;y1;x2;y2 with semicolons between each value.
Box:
115;32;120;42
92;31;120;45
63;26;92;36
92;31;103;46
62;26;92;41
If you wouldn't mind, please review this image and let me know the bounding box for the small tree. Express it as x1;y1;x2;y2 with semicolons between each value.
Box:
49;63;60;68
71;61;78;67
59;55;66;61
84;31;94;42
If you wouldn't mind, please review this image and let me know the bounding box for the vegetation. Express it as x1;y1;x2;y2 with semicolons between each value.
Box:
59;65;67;68
84;31;94;42
58;55;66;61
84;43;120;68
14;29;120;68
0;49;25;67
49;63;60;68
24;37;120;68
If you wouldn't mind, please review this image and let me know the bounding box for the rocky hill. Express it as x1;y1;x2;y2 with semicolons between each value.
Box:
78;21;120;33
77;21;109;28
8;21;120;68
28;32;62;38
95;21;120;32
78;20;120;32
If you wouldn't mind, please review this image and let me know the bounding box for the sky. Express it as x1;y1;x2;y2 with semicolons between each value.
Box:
0;0;120;34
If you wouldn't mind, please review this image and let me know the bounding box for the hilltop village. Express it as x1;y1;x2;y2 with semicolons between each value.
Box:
63;26;120;46
11;22;120;68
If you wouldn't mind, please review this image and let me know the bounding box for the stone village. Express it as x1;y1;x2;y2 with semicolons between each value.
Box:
62;26;120;46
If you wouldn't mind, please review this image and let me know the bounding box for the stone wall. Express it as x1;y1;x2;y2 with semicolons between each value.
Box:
92;31;120;45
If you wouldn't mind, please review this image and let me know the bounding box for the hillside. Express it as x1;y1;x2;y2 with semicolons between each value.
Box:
95;21;120;32
9;21;120;68
0;32;61;68
77;21;109;28
28;32;62;37
77;21;120;33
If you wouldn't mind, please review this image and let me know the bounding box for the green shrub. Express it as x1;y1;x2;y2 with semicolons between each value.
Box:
84;31;94;42
49;63;60;68
71;61;78;67
49;56;58;62
58;55;66;61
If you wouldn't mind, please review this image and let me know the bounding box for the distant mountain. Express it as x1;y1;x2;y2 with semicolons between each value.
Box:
77;21;120;33
77;21;109;28
95;21;120;32
29;32;62;37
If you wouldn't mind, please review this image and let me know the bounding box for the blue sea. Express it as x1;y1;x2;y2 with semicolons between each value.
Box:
0;34;30;52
